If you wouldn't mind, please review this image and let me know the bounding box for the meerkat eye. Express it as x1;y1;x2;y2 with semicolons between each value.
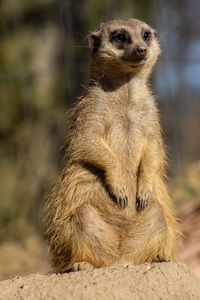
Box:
110;30;131;44
113;33;127;42
143;31;152;41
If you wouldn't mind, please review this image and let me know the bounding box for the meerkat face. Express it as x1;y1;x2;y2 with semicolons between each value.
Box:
87;19;161;74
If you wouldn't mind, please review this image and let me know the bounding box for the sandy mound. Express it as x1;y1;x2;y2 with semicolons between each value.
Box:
0;262;199;300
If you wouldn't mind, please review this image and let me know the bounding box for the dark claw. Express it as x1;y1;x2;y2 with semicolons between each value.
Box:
117;196;128;209
136;196;149;212
155;255;170;263
107;186;129;209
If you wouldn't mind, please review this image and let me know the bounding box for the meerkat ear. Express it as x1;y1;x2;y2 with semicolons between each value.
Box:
153;30;159;39
87;31;101;53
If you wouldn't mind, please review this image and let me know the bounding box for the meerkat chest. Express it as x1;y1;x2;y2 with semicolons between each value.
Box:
105;106;148;153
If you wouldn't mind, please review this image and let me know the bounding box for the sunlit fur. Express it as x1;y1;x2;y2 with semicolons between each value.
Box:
43;19;181;273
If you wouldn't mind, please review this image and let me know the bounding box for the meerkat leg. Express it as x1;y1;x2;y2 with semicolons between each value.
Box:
45;167;122;273
66;203;120;270
47;181;120;273
77;136;134;208
136;138;165;212
48;205;120;273
122;202;178;264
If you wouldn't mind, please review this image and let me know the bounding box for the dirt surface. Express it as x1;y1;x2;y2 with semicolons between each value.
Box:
0;262;200;300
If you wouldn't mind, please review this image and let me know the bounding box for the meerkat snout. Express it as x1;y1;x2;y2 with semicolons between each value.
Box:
135;46;147;57
130;45;148;61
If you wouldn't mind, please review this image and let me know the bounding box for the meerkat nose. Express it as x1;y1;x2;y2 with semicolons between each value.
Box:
135;46;147;58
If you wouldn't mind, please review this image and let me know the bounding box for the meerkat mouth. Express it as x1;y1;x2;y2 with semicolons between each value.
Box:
122;57;147;67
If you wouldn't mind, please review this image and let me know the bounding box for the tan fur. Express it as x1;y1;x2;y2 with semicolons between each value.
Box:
43;19;181;273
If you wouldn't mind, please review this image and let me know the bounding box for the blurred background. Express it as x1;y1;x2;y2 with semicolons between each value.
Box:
0;0;199;280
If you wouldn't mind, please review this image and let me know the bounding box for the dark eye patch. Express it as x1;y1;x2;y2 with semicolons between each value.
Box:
142;29;152;43
110;29;132;44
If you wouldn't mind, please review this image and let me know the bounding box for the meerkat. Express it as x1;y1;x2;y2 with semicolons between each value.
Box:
43;18;181;273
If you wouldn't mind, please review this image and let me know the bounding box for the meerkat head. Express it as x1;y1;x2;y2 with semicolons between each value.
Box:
87;19;161;77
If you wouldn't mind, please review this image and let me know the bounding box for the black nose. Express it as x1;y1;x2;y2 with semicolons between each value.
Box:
135;46;147;58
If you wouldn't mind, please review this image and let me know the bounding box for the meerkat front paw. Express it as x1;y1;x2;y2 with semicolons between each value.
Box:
106;170;129;209
136;194;149;212
136;179;153;212
110;186;129;209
